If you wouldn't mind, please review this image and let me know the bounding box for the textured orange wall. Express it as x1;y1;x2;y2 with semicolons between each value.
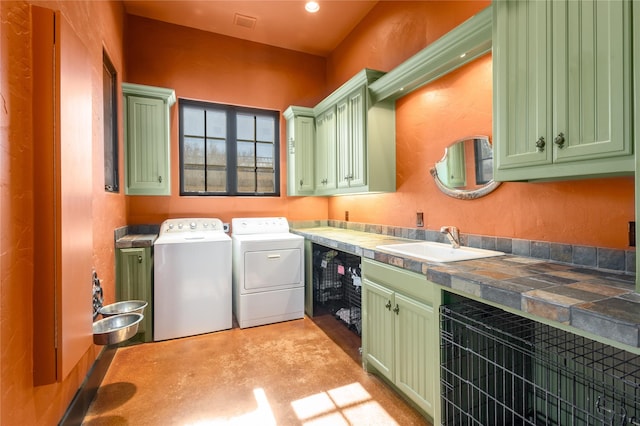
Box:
124;15;329;225
325;0;490;92
1;1;127;424
328;53;635;249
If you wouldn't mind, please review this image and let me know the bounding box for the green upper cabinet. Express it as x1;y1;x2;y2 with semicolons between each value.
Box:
285;68;396;196
493;0;634;182
284;106;315;195
122;83;176;195
315;107;337;193
336;86;367;189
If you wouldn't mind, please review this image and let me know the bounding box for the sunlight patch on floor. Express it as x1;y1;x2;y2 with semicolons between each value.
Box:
292;382;399;426
185;388;276;426
183;382;400;426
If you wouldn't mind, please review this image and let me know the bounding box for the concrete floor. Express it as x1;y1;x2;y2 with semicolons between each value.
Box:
82;316;430;425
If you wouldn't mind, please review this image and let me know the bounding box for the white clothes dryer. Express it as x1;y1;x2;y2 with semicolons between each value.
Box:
154;218;231;341
232;217;304;329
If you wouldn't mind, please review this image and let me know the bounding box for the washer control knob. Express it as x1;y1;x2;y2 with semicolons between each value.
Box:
190;222;197;230
168;224;174;229
203;222;208;228
178;223;183;229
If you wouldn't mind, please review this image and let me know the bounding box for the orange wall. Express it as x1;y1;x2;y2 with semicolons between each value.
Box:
125;0;635;249
1;1;127;424
0;2;634;423
124;15;328;225
325;1;632;250
325;1;490;92
327;53;635;249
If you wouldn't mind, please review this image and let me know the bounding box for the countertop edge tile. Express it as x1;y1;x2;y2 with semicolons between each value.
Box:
571;306;640;347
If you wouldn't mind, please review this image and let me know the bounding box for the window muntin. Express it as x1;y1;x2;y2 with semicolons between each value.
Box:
179;99;279;196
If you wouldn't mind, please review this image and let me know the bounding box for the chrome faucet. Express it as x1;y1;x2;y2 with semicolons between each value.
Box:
440;226;460;249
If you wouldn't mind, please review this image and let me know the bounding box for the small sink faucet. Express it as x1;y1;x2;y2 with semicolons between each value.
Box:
440;226;460;249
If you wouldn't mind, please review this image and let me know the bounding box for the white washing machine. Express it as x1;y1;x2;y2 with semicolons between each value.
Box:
154;218;231;341
232;217;304;329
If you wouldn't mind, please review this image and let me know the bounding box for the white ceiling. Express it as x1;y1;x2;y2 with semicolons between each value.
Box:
122;0;379;57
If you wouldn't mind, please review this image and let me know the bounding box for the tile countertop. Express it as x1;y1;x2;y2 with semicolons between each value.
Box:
115;234;157;249
292;226;640;350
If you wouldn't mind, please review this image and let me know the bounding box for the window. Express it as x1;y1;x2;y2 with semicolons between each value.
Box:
474;137;493;185
102;50;118;192
179;99;280;196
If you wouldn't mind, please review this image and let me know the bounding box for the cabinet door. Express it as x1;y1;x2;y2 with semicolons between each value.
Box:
363;279;395;381
117;247;153;342
336;98;351;188
315;108;337;192
494;0;552;172
125;95;170;195
348;87;367;187
552;0;631;163
395;293;435;415
294;116;315;193
445;141;466;188
336;87;368;188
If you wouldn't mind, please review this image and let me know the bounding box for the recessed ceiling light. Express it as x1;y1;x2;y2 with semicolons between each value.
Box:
305;1;320;13
460;53;467;58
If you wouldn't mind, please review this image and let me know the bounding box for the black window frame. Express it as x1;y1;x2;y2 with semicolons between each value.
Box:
179;98;280;196
103;50;119;192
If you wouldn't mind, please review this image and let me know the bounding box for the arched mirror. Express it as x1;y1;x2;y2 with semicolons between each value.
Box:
429;135;501;199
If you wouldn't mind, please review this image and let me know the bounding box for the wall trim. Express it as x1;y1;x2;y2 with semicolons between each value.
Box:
58;345;117;426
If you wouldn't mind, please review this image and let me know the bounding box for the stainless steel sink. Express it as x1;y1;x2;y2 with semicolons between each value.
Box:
376;241;504;263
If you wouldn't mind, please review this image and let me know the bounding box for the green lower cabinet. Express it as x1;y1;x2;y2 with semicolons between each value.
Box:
362;259;439;421
116;247;153;343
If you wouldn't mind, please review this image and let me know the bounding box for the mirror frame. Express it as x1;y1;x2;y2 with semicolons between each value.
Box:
429;135;501;200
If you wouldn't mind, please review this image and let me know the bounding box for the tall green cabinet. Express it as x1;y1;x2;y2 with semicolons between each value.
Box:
493;0;634;181
116;247;153;343
284;106;315;196
122;83;176;195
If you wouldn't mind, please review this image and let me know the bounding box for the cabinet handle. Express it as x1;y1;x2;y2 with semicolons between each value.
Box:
393;304;400;315
321;178;328;185
554;132;565;148
137;255;143;263
385;301;391;310
299;179;304;187
158;175;163;183
535;136;546;152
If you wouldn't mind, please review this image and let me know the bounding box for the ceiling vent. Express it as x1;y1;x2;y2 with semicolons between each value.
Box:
234;13;257;30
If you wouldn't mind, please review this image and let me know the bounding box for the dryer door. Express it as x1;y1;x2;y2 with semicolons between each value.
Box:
244;248;302;291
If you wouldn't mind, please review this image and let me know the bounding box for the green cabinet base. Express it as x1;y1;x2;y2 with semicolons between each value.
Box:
116;247;153;343
362;259;440;421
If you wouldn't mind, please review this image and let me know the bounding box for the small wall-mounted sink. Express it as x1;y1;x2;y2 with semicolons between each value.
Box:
376;241;504;263
93;313;143;345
